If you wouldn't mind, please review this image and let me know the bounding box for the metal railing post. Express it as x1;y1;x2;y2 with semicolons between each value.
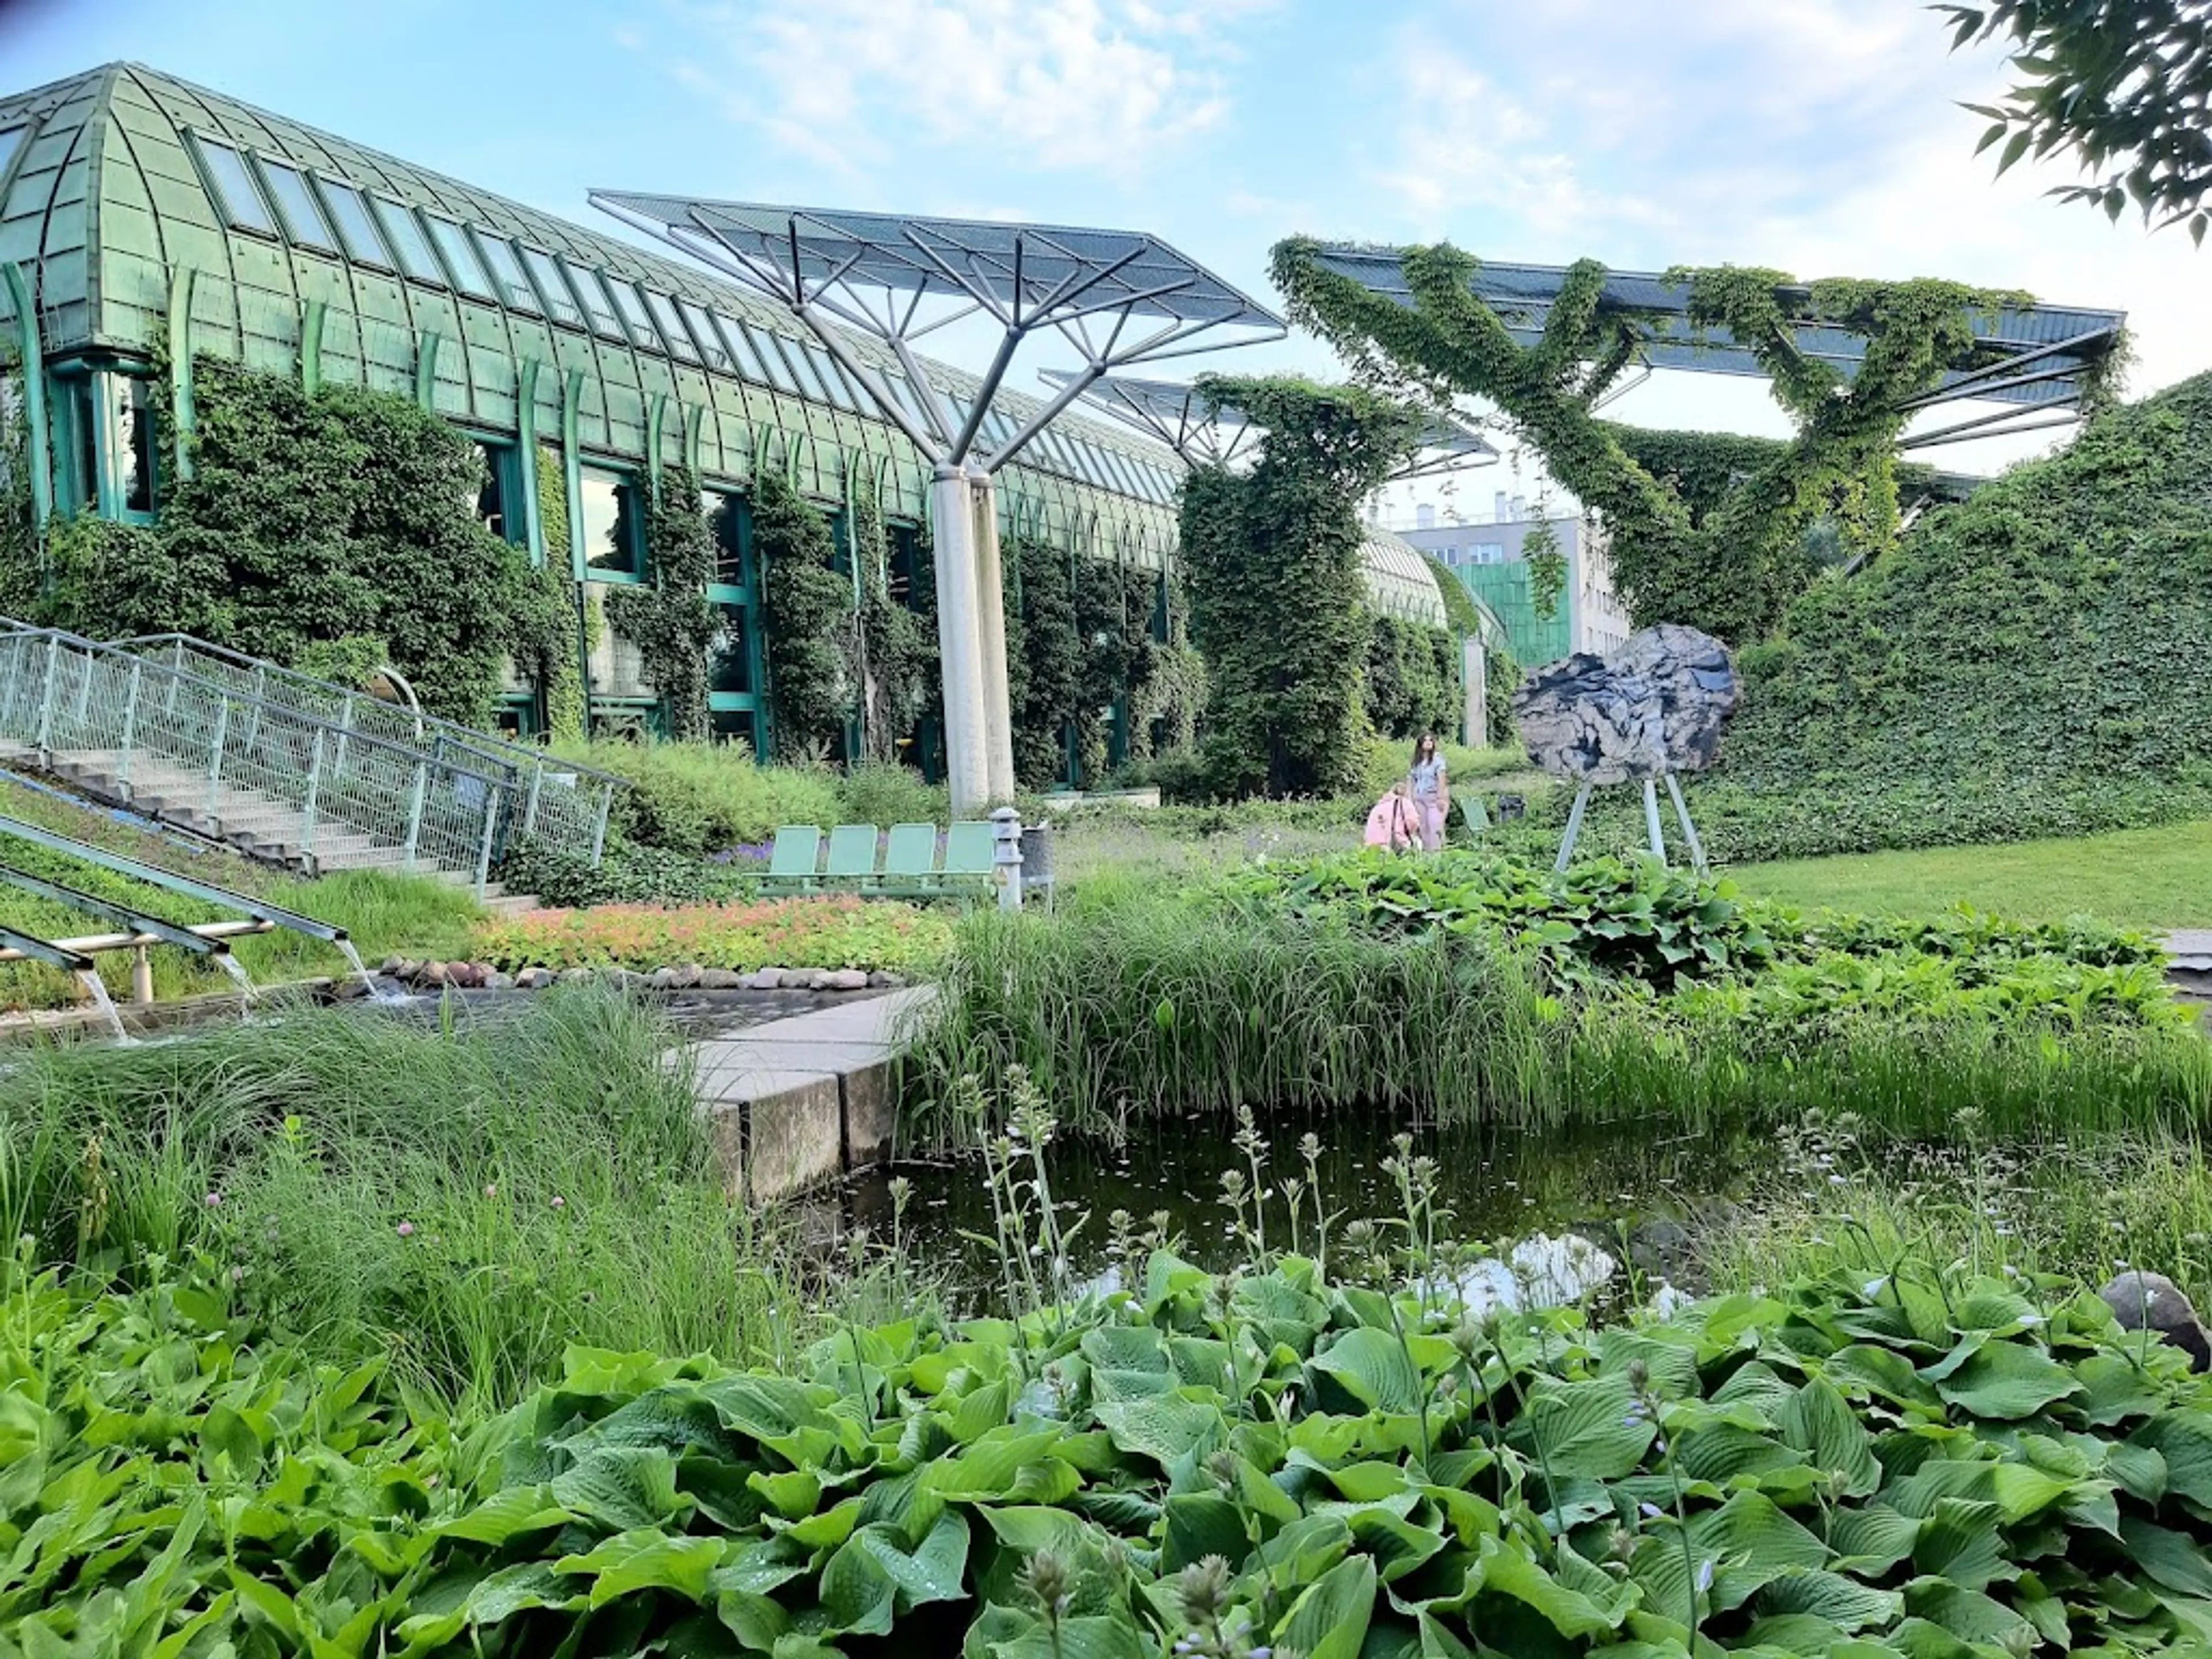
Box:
301;727;325;861
590;783;612;865
522;763;543;837
33;636;60;759
335;693;353;781
473;784;501;899
117;661;142;796
402;760;427;870
245;664;265;752
204;698;229;823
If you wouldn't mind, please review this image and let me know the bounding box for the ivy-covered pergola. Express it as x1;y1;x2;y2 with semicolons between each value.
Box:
1272;242;2127;643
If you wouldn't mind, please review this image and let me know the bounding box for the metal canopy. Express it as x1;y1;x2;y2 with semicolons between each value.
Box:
1040;368;1499;479
590;192;1285;472
1303;245;2125;446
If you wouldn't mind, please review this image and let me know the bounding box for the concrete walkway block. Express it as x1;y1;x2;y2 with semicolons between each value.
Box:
744;1071;844;1201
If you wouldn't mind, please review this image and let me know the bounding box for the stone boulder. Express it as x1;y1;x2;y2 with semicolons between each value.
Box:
1513;623;1738;784
2099;1270;2212;1370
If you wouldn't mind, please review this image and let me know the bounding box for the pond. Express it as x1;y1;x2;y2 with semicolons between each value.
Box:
844;1110;1777;1311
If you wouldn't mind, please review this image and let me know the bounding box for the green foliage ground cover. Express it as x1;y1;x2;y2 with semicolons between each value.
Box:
473;896;951;976
919;849;2209;1142
14;1241;2212;1658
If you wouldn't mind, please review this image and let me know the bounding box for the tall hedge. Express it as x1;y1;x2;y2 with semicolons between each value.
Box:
1715;369;2212;839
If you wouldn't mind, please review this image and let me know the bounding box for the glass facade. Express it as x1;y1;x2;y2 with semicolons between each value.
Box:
373;198;444;286
193;135;275;234
112;376;156;513
707;604;750;694
317;177;389;266
578;467;643;579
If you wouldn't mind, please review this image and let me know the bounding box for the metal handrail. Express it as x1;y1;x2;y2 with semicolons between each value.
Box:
113;631;622;868
0;626;513;893
115;632;635;787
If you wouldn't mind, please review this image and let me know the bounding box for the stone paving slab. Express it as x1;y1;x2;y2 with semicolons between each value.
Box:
681;986;938;1202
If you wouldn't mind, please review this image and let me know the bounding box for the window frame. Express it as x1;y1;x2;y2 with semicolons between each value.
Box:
642;289;701;363
313;175;393;268
471;232;542;315
370;196;448;288
566;263;631;343
251;154;338;252
188;132;279;238
575;463;648;585
605;276;664;351
708;311;770;382
517;244;586;329
676;298;733;373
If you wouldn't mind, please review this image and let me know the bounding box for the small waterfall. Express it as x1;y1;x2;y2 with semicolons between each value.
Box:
333;937;412;1004
213;951;256;1014
74;969;131;1043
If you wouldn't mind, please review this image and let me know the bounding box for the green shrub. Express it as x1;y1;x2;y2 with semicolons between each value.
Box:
474;895;952;975
498;835;756;908
555;740;842;854
838;759;949;827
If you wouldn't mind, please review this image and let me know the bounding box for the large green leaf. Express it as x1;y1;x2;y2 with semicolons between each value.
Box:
1910;1499;2007;1592
2119;1514;2212;1599
814;1533;895;1637
852;1511;968;1612
1309;1328;1423;1416
2133;1412;2212;1508
1093;1396;1222;1470
1930;1343;2081;1420
1779;1377;1881;1498
1751;1567;1902;1634
548;1445;690;1533
1474;1537;1633;1639
555;1529;724;1607
1520;1376;1654;1481
1277;1551;1377;1659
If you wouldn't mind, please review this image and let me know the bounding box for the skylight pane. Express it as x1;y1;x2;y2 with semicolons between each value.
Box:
256;158;334;251
677;300;732;372
709;312;767;381
644;290;699;361
520;247;584;328
802;344;857;410
0;126;26;179
568;264;628;340
194;135;276;235
374;199;445;286
746;325;801;395
607;278;662;349
317;177;388;265
778;337;829;402
474;234;540;314
422;215;493;298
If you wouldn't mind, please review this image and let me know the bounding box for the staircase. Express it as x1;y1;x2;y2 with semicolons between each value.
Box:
0;622;621;901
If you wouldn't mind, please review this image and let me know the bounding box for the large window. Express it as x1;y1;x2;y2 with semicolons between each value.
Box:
569;264;628;341
707;491;748;587
708;604;751;694
474;235;540;314
256;158;334;251
425;215;495;299
373;198;445;286
192;135;276;235
578;467;645;579
57;377;96;515
468;440;516;541
677;299;732;373
709;311;768;382
0;126;26;180
519;246;585;328
643;290;699;362
747;326;802;396
607;278;662;351
111;377;156;514
317;177;390;266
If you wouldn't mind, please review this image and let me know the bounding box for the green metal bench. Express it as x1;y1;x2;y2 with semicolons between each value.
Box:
756;821;1001;902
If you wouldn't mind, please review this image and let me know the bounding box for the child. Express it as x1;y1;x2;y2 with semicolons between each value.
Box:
1363;781;1423;852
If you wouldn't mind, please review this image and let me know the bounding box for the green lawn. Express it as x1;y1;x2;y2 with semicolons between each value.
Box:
1728;818;2212;932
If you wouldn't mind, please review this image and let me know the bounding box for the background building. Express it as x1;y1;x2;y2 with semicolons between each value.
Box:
1396;491;1631;666
0;62;1450;774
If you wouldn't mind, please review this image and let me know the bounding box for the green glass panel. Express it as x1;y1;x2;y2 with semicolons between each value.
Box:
373;198;444;286
643;289;698;362
472;233;539;314
192;135;275;234
519;245;584;329
317;176;390;266
256;157;334;251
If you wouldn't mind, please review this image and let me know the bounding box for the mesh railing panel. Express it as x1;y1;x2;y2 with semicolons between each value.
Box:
0;630;509;888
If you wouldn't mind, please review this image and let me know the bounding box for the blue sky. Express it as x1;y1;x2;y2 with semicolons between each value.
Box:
9;0;2209;510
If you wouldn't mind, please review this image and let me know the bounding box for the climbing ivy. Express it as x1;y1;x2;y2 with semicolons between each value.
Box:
1365;613;1461;740
603;465;717;742
851;480;933;763
1271;240;2120;643
1520;512;1567;621
1181;375;1423;797
756;469;853;762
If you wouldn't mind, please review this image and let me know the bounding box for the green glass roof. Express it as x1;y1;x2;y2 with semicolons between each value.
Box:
0;62;1446;625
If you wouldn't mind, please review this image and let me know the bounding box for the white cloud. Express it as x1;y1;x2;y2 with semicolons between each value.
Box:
672;0;1275;179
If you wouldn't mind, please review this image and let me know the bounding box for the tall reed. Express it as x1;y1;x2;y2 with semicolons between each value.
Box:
0;992;817;1408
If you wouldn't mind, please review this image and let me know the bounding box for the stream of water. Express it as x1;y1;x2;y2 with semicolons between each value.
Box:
72;969;130;1043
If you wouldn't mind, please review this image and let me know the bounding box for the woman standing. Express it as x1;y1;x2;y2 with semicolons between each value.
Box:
1408;732;1449;851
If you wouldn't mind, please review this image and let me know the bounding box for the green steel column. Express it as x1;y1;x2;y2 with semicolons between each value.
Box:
1;263;53;528
561;368;590;735
683;402;703;478
514;357;543;566
300;300;326;396
413;329;440;411
166;266;196;482
645;392;666;507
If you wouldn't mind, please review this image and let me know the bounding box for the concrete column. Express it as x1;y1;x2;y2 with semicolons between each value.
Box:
969;464;1017;802
1461;635;1487;747
930;465;990;815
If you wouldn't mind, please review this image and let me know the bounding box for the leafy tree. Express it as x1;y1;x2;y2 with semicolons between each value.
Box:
604;466;718;743
1944;0;2212;243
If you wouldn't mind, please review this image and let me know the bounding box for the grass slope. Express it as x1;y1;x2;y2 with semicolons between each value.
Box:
1730;817;2212;931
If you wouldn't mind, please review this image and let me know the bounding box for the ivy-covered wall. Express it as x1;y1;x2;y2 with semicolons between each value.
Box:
1710;368;2212;853
0;357;554;728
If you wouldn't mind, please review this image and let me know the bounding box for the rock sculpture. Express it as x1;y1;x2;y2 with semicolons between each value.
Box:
1513;624;1738;784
